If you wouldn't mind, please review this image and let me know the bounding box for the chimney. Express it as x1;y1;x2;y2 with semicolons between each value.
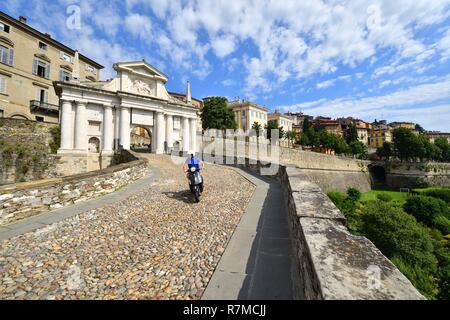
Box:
19;16;27;24
186;80;192;104
45;33;51;38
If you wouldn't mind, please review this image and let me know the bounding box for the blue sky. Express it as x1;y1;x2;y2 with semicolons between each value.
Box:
2;0;450;131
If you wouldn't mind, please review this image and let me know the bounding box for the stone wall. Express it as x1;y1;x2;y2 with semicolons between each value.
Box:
0;118;59;185
0;158;148;226
386;162;450;189
226;157;424;299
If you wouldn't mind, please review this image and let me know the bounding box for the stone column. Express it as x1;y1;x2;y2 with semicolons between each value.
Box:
60;100;73;150
190;117;197;153
119;106;130;150
102;106;113;152
182;116;190;152
165;114;173;152
155;111;165;154
74;101;87;151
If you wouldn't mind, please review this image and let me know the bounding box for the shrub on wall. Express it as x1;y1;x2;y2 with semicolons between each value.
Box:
49;126;61;154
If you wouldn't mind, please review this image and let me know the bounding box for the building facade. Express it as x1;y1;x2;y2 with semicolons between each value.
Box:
228;99;268;132
54;61;199;175
0;12;103;123
369;124;393;148
426;131;450;143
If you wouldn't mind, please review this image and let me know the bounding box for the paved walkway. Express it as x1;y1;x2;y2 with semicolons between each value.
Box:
0;155;293;300
203;167;293;300
0;154;255;299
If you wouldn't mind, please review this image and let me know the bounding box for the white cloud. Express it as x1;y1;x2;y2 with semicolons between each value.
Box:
221;79;235;86
124;14;152;39
279;77;450;130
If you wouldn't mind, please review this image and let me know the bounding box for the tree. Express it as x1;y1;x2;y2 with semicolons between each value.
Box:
265;120;285;142
285;131;299;148
302;117;311;132
349;140;368;159
251;122;263;142
361;201;437;272
201;97;237;131
377;141;394;160
415;123;425;133
435;137;450;162
393;128;418;162
346;123;358;143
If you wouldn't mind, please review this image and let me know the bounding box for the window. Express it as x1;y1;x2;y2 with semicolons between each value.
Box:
86;65;95;73
37;88;48;103
0;23;10;33
35;116;44;122
60;52;73;63
0;45;13;65
33;59;50;78
0;76;5;94
39;42;47;51
0;109;3;117
59;69;72;82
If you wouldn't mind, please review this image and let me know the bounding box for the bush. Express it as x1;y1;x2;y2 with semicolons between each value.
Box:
403;195;448;227
377;193;393;202
327;191;346;208
423;189;450;204
432;215;450;235
49;126;61;154
391;256;439;299
361;201;437;271
347;187;362;202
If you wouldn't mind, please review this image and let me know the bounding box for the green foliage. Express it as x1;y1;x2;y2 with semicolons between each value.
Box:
376;141;394;160
49;126;61;154
377;193;393;202
201;97;237;131
347;187;362;202
423;189;450;204
345;123;358;143
403;196;448;228
251;122;262;138
327;191;346;208
391;256;439;299
361;201;437;272
349;140;368;159
393;128;419;161
265;120;285;141
432;215;450;235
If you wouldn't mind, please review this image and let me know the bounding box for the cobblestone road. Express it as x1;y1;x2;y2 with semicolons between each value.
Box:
0;154;255;300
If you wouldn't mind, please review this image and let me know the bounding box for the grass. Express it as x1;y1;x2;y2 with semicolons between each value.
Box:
360;190;410;203
413;187;450;193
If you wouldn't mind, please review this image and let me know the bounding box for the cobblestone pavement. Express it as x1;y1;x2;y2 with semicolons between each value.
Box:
0;154;255;300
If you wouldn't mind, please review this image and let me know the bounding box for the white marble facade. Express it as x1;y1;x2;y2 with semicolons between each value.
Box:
54;61;199;166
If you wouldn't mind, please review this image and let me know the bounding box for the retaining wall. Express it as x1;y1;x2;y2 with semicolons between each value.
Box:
0;157;148;226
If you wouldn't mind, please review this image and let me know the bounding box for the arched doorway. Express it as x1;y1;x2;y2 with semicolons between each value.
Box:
88;137;100;153
369;165;386;188
131;126;152;152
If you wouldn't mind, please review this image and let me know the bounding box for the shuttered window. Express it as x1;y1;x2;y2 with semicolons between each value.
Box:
0;45;8;64
33;59;50;79
0;77;6;94
59;69;71;82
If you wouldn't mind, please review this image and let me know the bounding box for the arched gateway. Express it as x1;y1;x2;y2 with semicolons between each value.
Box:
54;61;199;175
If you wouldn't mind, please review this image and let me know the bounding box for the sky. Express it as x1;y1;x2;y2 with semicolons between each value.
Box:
2;0;450;131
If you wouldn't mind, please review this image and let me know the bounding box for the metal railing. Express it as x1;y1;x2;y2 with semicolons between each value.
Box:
29;100;59;113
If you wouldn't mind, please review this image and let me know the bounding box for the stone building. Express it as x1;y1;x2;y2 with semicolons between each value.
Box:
0;11;103;123
228;99;269;132
53;61;199;175
426;131;450;143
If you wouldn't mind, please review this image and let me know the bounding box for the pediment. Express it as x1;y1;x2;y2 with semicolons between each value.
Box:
35;53;51;63
114;61;168;83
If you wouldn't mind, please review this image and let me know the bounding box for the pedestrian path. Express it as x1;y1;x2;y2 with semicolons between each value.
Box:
202;166;293;300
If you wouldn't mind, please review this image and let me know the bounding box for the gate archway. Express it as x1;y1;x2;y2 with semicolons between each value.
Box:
130;126;152;152
369;164;386;188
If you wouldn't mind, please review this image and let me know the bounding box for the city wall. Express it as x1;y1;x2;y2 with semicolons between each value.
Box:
223;157;424;299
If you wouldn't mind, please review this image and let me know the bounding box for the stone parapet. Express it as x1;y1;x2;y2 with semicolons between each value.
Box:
0;158;149;226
